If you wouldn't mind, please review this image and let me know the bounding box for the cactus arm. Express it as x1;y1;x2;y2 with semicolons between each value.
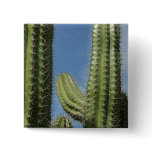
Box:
24;24;40;127
106;24;121;128
66;74;85;105
56;73;85;122
52;116;73;128
61;73;86;107
38;24;53;127
85;24;110;128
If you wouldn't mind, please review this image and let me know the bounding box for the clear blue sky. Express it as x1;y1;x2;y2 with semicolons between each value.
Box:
51;24;128;128
120;24;128;96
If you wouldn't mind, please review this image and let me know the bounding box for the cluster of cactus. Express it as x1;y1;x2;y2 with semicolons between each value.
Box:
24;24;128;128
24;24;72;128
56;24;128;128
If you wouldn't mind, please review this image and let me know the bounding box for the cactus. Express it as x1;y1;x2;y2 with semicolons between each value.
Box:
56;24;128;128
52;116;73;128
24;24;53;127
56;73;86;122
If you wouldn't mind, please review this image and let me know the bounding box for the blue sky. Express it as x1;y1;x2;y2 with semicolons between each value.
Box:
120;24;128;96
51;24;128;128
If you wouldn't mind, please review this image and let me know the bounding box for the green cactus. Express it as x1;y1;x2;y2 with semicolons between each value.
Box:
56;24;128;128
52;116;73;128
24;24;53;127
56;73;86;122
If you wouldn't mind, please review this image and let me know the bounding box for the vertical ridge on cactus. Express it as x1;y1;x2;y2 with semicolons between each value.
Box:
106;24;121;128
27;24;40;127
24;24;36;127
38;24;53;127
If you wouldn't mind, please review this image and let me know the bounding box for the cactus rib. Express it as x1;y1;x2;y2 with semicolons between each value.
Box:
106;24;121;128
24;24;40;127
27;24;40;127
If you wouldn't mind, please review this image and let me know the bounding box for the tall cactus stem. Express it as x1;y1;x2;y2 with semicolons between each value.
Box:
24;24;53;128
24;24;40;127
38;24;53;127
85;24;110;128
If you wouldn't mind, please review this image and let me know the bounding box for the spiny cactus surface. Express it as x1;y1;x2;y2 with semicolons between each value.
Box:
56;73;86;122
85;24;111;128
38;24;53;127
24;24;53;128
52;116;73;128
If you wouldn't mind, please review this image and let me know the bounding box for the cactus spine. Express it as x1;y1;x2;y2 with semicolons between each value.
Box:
52;116;73;128
56;24;128;128
24;24;53;127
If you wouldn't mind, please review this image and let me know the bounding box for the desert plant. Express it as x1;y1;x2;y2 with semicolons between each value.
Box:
24;24;53;127
56;24;128;128
52;116;73;128
56;73;86;122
